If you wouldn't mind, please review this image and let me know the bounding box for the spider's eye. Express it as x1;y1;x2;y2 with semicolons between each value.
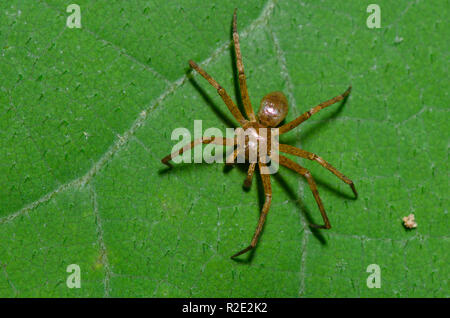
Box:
258;91;288;127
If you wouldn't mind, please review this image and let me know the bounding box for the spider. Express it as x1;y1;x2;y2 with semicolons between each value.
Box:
161;9;358;258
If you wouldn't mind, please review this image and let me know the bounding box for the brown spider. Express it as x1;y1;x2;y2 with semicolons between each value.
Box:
161;9;358;258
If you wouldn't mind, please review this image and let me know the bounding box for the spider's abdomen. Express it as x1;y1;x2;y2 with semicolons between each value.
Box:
257;91;289;127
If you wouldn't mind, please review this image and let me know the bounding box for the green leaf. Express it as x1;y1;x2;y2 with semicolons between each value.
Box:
0;0;448;297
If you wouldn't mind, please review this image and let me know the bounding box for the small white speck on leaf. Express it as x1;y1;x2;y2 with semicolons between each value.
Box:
402;214;417;229
394;36;404;44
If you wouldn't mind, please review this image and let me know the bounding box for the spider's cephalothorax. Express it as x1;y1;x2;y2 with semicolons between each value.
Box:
161;9;358;259
239;122;270;160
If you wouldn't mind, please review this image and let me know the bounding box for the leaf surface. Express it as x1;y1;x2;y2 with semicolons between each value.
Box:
0;0;448;297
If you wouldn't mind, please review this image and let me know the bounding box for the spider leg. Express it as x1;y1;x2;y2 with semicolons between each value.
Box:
161;137;234;167
233;8;256;122
231;162;272;258
225;147;239;165
243;163;256;188
278;86;352;135
189;60;247;126
279;144;358;197
277;155;331;229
